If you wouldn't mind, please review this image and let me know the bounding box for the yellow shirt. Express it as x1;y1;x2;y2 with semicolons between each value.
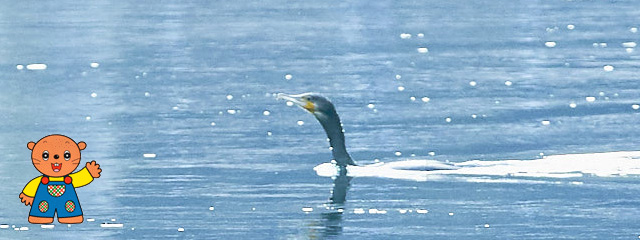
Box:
21;168;94;197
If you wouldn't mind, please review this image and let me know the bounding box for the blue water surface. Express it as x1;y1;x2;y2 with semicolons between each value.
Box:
1;0;640;239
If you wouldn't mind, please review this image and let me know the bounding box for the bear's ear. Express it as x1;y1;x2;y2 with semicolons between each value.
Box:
78;141;87;151
27;142;36;150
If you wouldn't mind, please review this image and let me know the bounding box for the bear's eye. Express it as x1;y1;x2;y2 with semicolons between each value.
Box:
42;151;49;161
64;151;71;161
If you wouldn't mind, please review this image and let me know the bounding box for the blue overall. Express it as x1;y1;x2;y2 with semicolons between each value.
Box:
29;176;82;218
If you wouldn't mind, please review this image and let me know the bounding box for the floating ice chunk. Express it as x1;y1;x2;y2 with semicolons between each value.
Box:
87;218;95;222
622;42;637;48
143;153;157;158
445;117;452;123
416;209;429;214
227;109;237;114
286;101;294;106
86;116;91;121
302;207;313;212
41;225;54;229
398;209;408;214
172;106;179;110
417;33;424;38
504;81;512;86
417;47;429;53
395;74;402;80
263;110;271;116
626;48;635;53
209;206;215;211
16;64;24;70
397;86;405;91
267;131;272;136
226;95;233;100
144;92;150;97
395;151;402;156
541;120;551;126
368;209;378;214
377;210;387;214
91;92;97;98
630;27;638;33
354;208;365;214
17;226;29;231
469;81;477;87
599;92;605;96
544;41;557;48
297;120;304;126
367;103;375;109
0;224;8;229
569;103;577;108
585;96;596;102
448;212;455;216
471;114;477;118
399;33;412;39
410;96;416;101
599;43;608;47
567;24;575;30
484;224;490;228
26;63;47;70
421;97;430;102
177;227;185;232
603;65;615;72
632;104;640;110
90;62;100;68
285;74;292;80
210;122;216;126
428;151;435;156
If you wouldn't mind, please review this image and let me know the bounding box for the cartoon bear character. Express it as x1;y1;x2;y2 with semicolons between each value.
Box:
18;134;102;224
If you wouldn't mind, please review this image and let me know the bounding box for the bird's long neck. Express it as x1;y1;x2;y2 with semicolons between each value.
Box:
316;109;355;166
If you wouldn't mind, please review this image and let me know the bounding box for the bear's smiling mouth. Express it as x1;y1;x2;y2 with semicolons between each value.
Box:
51;163;62;172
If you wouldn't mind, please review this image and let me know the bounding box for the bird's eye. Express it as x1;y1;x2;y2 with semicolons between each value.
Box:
64;151;71;161
42;151;49;161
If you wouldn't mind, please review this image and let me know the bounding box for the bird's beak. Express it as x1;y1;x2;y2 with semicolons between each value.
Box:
276;93;315;113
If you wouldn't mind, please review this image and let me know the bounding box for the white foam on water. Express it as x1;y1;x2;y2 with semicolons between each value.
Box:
567;24;575;30
178;227;185;232
302;207;313;212
395;74;401;80
354;208;365;214
143;153;157;158
544;41;557;48
469;81;477;87
622;42;637;48
417;47;428;53
399;33;412;39
541;120;551;126
632;104;640;110
630;27;638;33
397;86;405;91
41;225;54;229
504;81;513;86
603;65;614;72
417;33;424;38
421;97;430;102
26;63;47;70
90;62;100;68
297;120;304;126
227;109;237;114
416;209;429;214
263;110;271;116
226;95;233;100
315;151;640;182
367;103;375;109
101;223;124;228
285;74;292;80
87;218;95;222
585;96;596;102
0;224;8;229
16;65;24;70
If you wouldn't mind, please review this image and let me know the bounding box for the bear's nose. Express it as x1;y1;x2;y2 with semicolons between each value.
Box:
54;154;59;159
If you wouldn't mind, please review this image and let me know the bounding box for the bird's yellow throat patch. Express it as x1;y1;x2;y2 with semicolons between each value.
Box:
303;101;315;112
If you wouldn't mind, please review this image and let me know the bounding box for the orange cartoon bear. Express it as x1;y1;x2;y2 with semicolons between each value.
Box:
18;134;102;224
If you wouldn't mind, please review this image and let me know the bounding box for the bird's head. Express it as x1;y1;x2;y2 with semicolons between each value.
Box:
277;93;337;118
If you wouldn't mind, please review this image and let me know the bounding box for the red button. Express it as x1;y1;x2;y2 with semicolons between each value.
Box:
41;177;49;184
64;176;72;184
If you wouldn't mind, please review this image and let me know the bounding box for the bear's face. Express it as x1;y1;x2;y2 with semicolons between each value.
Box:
28;135;86;177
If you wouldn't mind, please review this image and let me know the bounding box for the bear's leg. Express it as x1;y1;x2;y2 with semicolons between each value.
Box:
58;215;83;224
29;216;54;224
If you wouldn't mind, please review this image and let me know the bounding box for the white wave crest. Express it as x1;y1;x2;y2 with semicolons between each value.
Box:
314;151;640;182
